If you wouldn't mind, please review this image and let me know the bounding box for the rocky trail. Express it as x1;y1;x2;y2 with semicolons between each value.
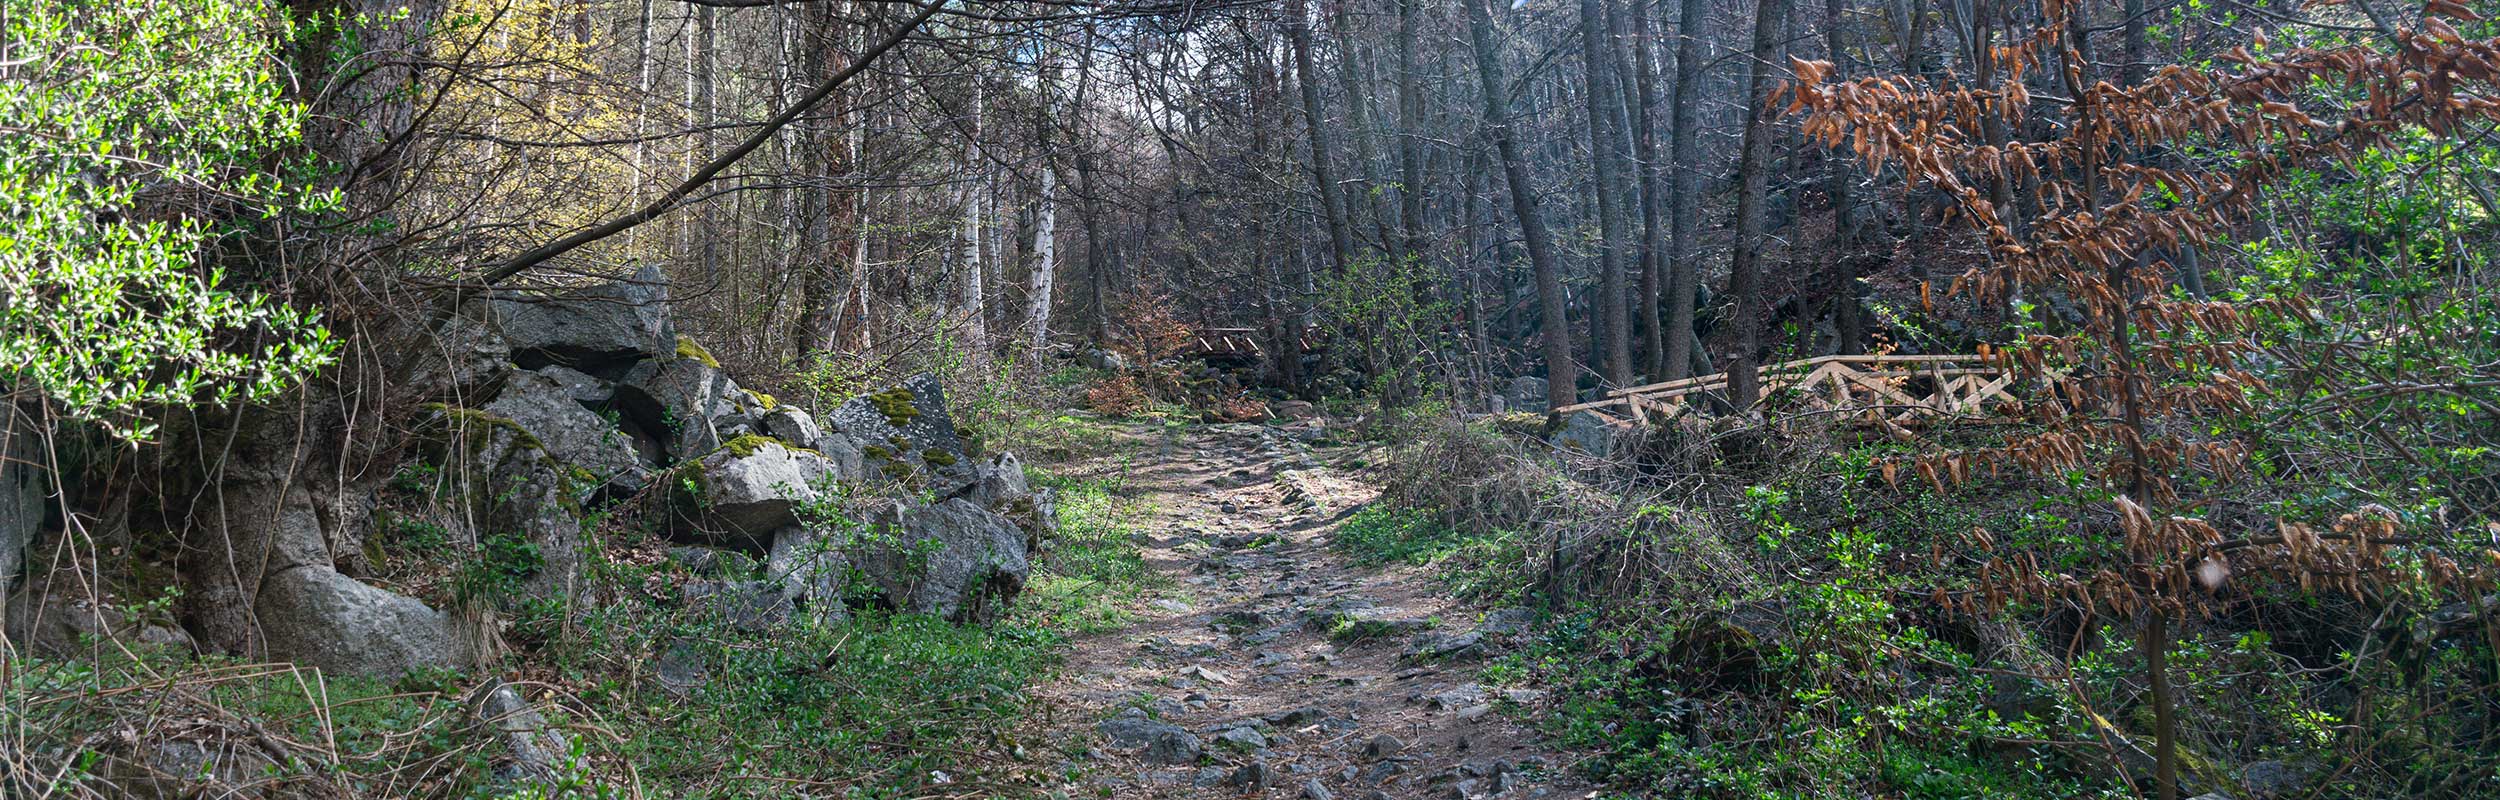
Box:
1033;421;1597;800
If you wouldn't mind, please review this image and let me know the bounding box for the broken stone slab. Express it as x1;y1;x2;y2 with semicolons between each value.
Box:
1404;631;1486;662
256;565;472;677
853;498;1030;623
491;263;674;376
760;406;824;446
468;679;572;787
676;440;837;551
1212;726;1268;751
1098;712;1203;765
485;368;651;502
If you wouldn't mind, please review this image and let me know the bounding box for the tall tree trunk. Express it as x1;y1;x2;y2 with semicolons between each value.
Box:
1578;0;1635;386
1466;0;1576;414
1628;0;1669;379
1395;0;1428;257
1291;0;1356;276
1328;0;1404;264
1825;0;1866;355
1662;0;1710;381
1028;166;1059;351
960;80;990;361
693;4;719;283
1726;0;1793;408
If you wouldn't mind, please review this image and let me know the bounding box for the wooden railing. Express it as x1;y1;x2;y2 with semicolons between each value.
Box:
1554;354;2027;426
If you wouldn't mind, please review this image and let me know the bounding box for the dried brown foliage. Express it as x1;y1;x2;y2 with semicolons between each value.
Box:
1789;0;2500;618
1786;3;2500;794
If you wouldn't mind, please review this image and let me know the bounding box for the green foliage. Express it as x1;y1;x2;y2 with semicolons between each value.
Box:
1313;252;1449;405
1334;506;1461;566
0;0;339;439
1025;472;1157;632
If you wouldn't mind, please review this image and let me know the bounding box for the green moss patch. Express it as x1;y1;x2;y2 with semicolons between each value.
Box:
675;335;722;368
868;387;920;427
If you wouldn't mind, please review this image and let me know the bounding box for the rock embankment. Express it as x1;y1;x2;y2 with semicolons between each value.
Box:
3;267;1050;679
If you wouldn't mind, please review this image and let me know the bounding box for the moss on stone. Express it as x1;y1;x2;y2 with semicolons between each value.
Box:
720;435;815;460
868;387;919;427
419;403;544;453
744;389;778;410
920;449;957;467
676;336;723;368
879;460;916;480
862;444;894;460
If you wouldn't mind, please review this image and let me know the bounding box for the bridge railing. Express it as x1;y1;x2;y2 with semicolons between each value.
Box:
1553;354;2028;426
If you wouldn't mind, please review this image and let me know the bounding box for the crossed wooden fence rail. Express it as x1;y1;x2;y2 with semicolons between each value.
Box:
1553;354;2028;426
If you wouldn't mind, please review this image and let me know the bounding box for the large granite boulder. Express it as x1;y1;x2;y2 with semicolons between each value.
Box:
855;498;1030;623
484;369;652;501
256;565;472;677
677;440;838;551
827;374;977;494
615;353;757;461
491;263;674;377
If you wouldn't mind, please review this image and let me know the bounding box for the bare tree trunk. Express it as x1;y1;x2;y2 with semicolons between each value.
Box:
1466;0;1576;414
1028;166;1060;351
1726;0;1793;408
1578;0;1634;387
693;3;719;282
1290;0;1355;277
1825;0;1866;355
1628;0;1668;379
1662;0;1710;381
1395;0;1428;257
1328;0;1403;264
960;80;990;361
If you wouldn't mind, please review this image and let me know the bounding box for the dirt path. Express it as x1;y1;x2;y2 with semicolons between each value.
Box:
1031;420;1597;800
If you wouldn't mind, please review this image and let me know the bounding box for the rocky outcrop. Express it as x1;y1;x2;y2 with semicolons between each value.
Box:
23;268;1052;682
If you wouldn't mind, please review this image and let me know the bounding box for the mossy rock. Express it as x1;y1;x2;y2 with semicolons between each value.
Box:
744;389;778;410
920;449;957;468
675;336;723;368
868;387;920;427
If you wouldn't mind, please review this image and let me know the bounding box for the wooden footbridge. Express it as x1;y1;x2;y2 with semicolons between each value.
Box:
1554;354;2029;426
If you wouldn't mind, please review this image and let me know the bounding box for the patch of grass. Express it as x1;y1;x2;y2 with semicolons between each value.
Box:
1334;505;1462;566
1022;472;1160;634
586;610;1062;798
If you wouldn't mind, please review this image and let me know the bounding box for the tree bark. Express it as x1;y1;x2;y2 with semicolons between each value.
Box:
1028;165;1060;351
1466;0;1577;414
1290;0;1356;277
1578;0;1635;387
1662;0;1710;382
1726;0;1794;408
1628;0;1669;379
